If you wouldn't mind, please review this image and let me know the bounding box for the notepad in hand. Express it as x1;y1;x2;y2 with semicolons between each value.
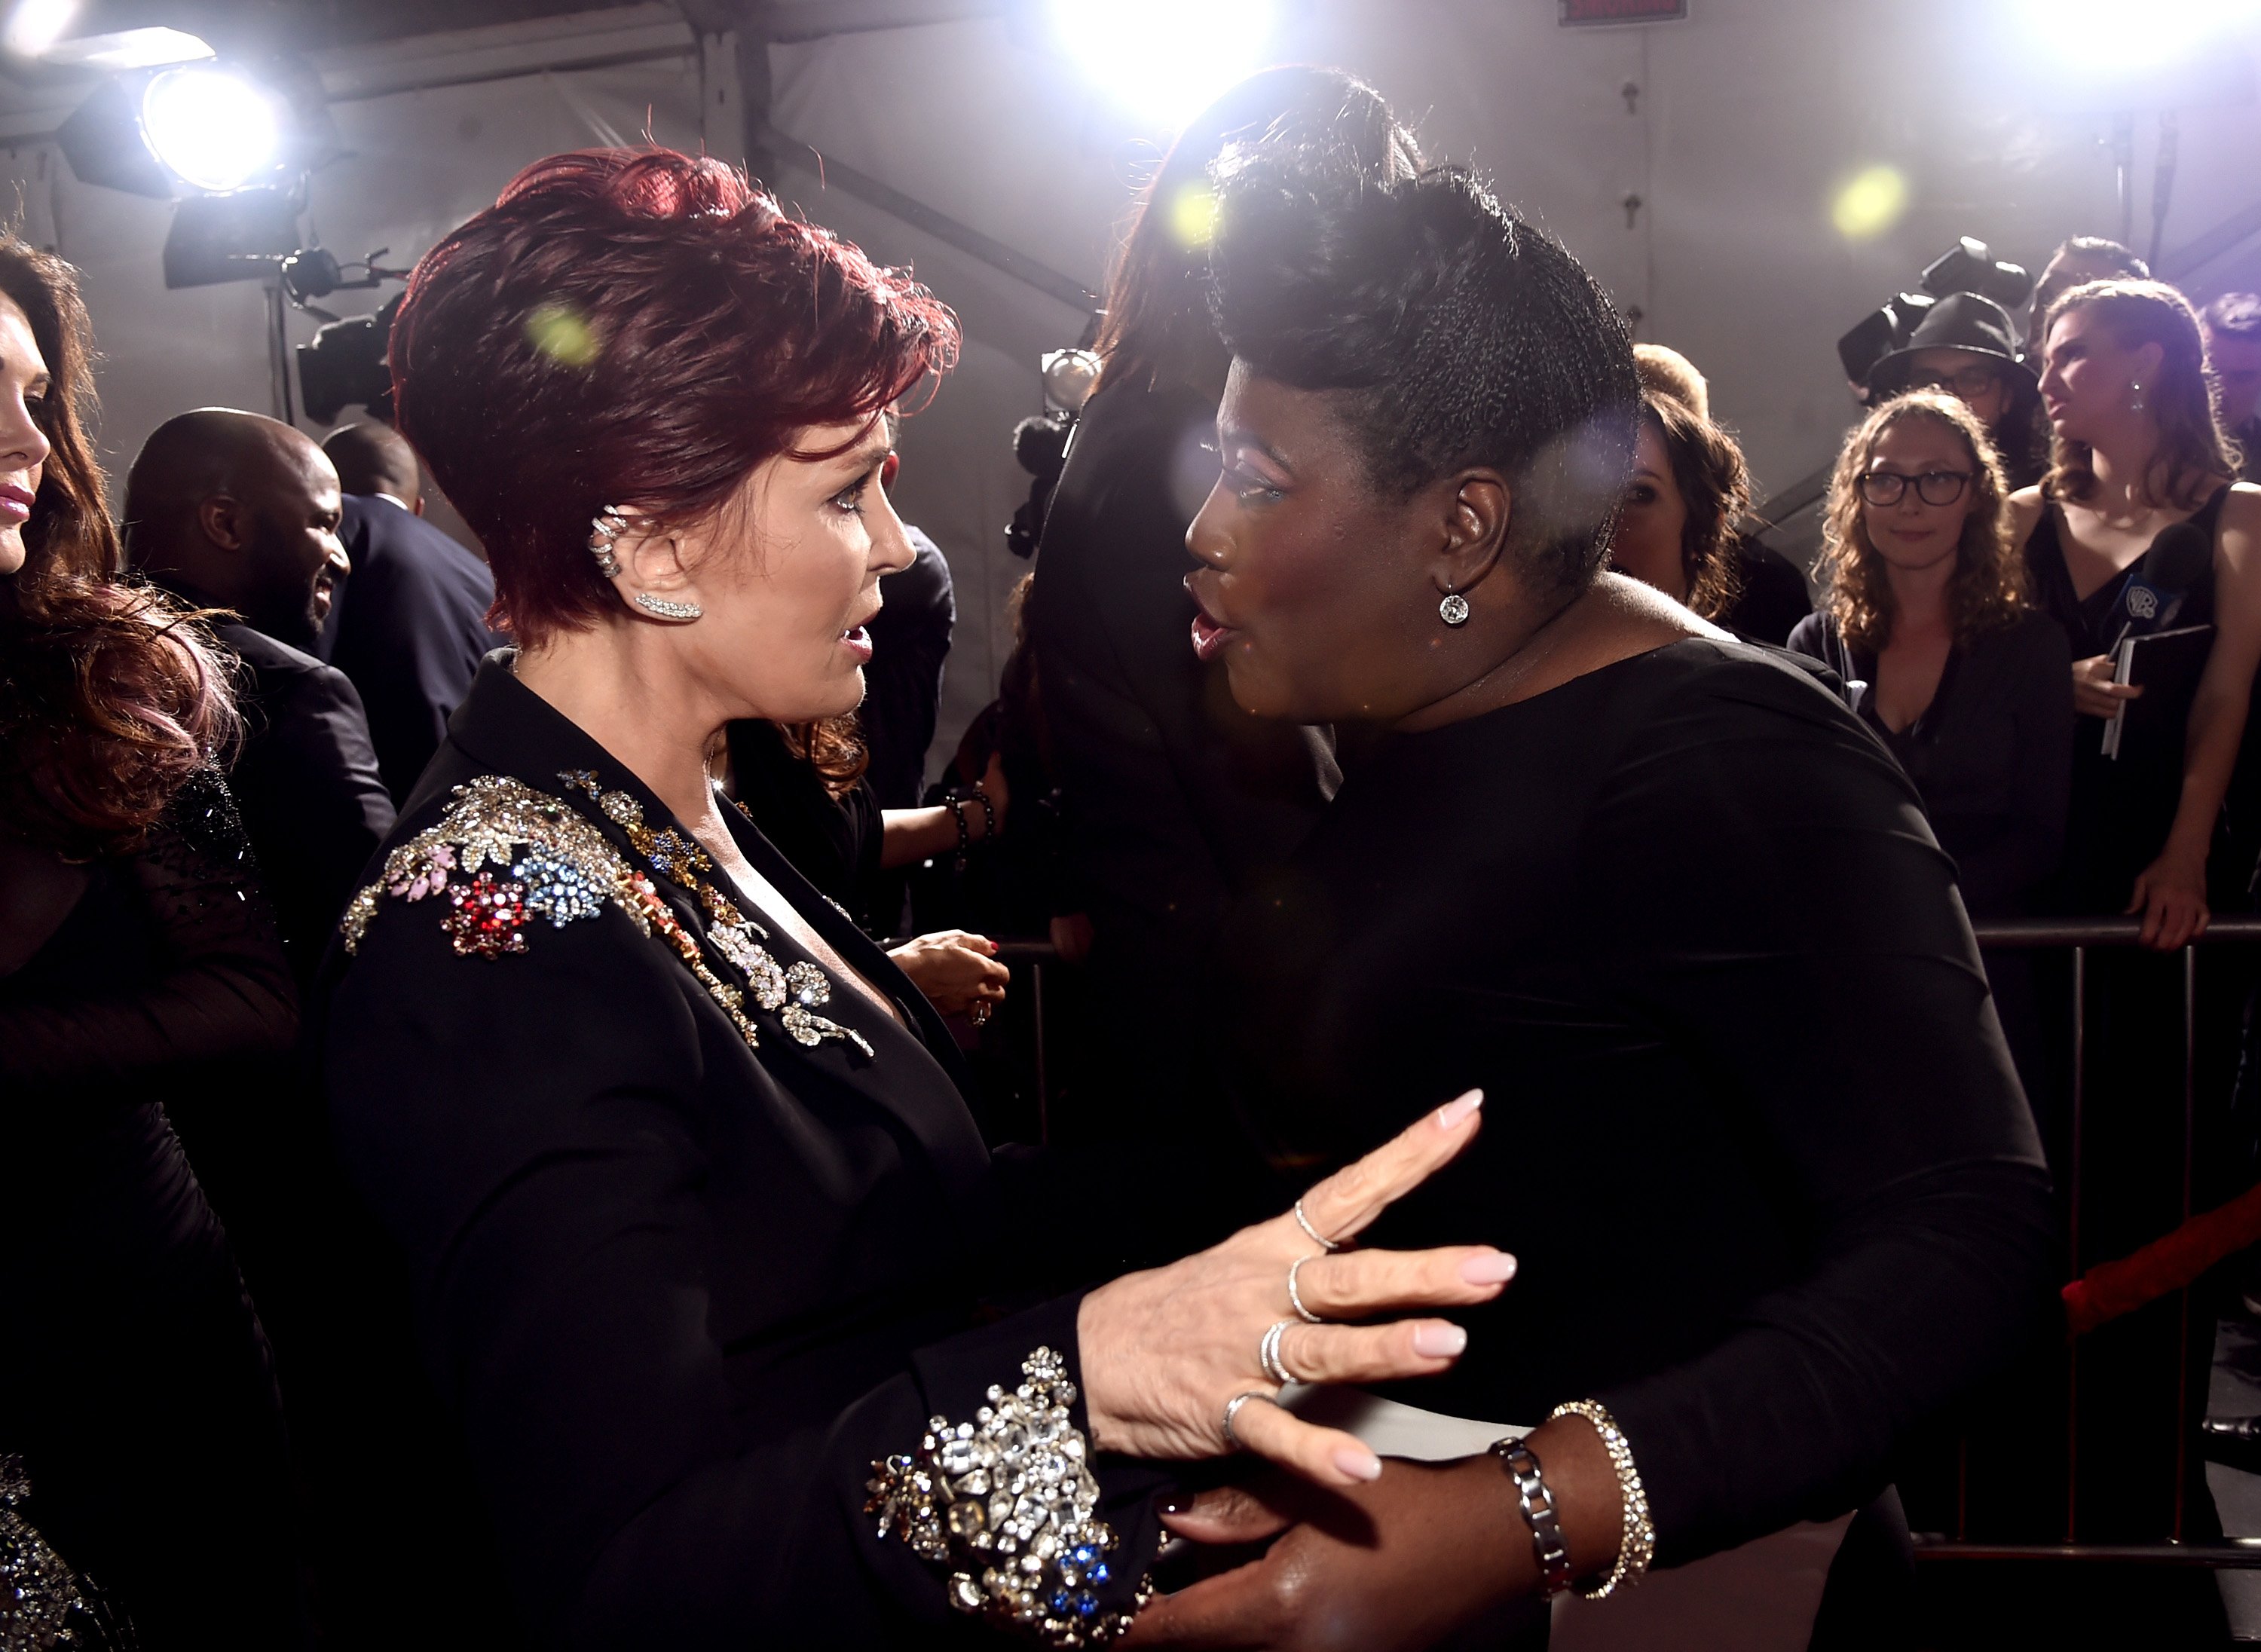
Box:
2103;623;2214;760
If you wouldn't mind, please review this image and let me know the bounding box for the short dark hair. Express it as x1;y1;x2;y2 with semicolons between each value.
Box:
2201;292;2261;341
1207;151;1638;596
2056;236;2149;280
390;148;958;645
323;420;420;503
1094;66;1418;400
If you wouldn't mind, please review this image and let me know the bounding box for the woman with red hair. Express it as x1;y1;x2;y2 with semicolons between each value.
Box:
0;237;306;1645
318;148;1509;1648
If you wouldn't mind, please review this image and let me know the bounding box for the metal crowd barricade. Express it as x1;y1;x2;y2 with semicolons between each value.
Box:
981;919;2261;1571
1905;913;2261;1573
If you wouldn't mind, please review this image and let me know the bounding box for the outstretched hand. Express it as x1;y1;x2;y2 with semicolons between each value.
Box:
1123;1461;1525;1650
1075;1091;1515;1488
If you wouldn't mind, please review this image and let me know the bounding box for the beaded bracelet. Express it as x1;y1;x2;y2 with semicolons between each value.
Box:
1491;1436;1574;1598
1546;1399;1655;1598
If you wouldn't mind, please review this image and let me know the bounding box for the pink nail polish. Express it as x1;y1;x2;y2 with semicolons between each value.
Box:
1435;1089;1484;1130
1412;1322;1468;1358
1334;1445;1383;1482
1461;1251;1517;1285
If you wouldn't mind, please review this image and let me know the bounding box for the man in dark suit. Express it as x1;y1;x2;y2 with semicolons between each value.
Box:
317;421;500;803
125;408;396;982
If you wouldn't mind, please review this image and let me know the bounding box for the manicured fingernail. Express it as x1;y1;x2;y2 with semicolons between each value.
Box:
1436;1089;1483;1129
1461;1251;1517;1285
1334;1445;1382;1482
1412;1322;1467;1358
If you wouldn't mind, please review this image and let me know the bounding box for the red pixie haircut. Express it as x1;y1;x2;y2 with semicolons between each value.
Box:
390;148;959;644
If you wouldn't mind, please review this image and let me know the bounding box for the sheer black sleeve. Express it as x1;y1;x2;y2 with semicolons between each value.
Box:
0;768;298;1088
1581;658;2058;1565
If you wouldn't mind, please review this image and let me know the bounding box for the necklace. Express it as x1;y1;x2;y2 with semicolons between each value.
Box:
556;769;873;1056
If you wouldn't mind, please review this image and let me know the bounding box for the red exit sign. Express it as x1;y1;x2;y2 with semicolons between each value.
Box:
1559;0;1688;22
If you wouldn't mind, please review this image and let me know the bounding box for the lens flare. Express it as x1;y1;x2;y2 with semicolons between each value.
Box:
1045;0;1279;132
525;301;601;369
1168;184;1217;249
1831;166;1908;241
139;64;281;192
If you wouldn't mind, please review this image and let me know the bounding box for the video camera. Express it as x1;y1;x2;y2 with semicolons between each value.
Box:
1836;237;2035;392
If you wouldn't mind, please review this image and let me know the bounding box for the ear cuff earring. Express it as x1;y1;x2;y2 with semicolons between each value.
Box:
589;506;626;578
633;592;702;621
1440;589;1471;627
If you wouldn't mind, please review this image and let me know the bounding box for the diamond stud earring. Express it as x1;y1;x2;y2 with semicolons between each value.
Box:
633;592;702;621
1440;590;1471;627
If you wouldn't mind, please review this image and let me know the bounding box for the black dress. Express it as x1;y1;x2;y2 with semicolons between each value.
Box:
1026;378;1339;1140
317;659;1164;1648
1210;638;2058;1568
1785;608;2073;917
2022;485;2230;910
0;769;310;1648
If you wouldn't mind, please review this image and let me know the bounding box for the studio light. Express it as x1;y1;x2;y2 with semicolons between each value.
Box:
57;53;336;201
140;64;283;194
2021;0;2261;70
1039;0;1280;131
2;0;76;58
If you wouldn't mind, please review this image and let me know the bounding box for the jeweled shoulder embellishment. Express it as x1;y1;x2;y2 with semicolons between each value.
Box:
338;775;763;1048
867;1348;1152;1646
552;770;874;1060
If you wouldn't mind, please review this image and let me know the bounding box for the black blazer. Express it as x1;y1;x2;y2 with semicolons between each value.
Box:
317;658;1161;1647
317;494;500;805
216;620;396;980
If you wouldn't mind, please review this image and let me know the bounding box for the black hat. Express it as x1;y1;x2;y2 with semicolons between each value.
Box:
1865;292;2037;398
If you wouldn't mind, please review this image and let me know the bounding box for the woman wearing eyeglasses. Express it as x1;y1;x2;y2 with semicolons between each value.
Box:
1788;390;2073;922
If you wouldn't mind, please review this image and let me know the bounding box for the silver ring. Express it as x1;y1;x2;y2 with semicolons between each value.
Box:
1221;1389;1272;1451
1287;1255;1323;1325
1259;1319;1297;1386
1294;1195;1343;1253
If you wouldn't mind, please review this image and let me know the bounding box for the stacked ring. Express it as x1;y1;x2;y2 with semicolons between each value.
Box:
1287;1256;1323;1325
1259;1319;1296;1386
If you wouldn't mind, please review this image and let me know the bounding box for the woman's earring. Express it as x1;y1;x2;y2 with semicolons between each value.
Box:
589;506;625;578
1439;589;1471;627
2130;381;2146;413
633;592;702;621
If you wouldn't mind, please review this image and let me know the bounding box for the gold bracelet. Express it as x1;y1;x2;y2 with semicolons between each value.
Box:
1546;1399;1655;1598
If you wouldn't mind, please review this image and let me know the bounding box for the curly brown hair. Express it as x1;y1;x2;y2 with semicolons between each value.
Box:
2042;279;2238;511
1641;393;1749;623
0;237;237;856
1817;390;2024;653
773;717;869;800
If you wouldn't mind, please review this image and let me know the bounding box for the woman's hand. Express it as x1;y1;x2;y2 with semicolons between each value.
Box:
2128;846;2211;950
887;929;1008;1017
1122;1463;1522;1651
2071;653;2141;719
1076;1091;1514;1488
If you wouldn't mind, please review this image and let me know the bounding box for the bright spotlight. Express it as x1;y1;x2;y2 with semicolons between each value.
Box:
140;65;283;194
2019;0;2261;70
2;0;76;57
1831;167;1909;240
1043;0;1280;132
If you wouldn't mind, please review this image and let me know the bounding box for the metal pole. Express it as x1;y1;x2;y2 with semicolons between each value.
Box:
2068;943;2085;1541
2175;944;2198;1542
1032;960;1048;1147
